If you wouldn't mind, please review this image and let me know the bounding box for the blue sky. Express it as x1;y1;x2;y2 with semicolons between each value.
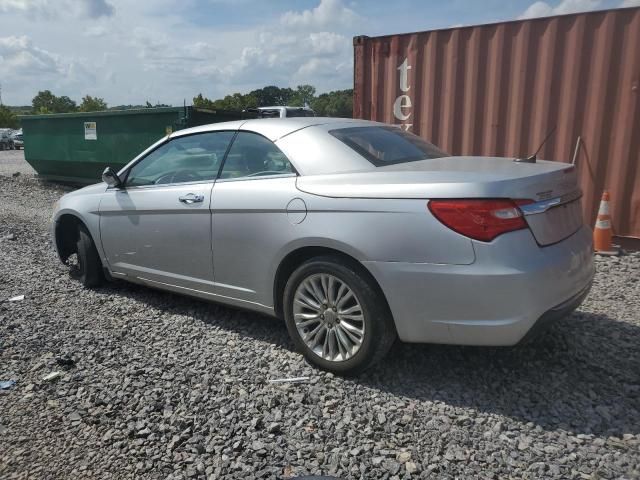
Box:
0;0;637;106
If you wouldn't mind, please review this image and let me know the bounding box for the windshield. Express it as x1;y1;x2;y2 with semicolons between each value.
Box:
330;126;448;166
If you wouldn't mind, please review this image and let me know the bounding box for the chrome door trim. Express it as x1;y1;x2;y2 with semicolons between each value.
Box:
134;276;273;312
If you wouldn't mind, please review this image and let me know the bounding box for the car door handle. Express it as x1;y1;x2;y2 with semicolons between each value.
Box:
178;193;204;204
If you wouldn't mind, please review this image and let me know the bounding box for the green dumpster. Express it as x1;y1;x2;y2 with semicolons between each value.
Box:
19;107;252;184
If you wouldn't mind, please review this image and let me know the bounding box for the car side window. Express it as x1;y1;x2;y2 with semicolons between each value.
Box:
219;132;294;180
126;131;235;187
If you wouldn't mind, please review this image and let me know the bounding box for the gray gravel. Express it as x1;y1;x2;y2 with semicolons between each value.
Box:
0;150;35;178
1;174;639;479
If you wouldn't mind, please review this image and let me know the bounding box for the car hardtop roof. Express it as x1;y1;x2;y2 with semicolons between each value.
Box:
172;117;383;142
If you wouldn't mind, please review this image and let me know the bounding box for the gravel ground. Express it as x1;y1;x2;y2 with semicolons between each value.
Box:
0;174;639;480
0;150;35;178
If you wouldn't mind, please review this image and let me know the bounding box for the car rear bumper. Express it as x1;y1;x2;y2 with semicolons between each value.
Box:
364;225;595;346
518;279;592;344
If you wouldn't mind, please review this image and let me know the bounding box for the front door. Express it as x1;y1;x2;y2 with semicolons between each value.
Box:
211;131;299;307
99;130;235;293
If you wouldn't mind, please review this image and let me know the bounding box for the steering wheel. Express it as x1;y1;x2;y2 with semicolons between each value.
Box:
245;171;286;177
154;171;201;184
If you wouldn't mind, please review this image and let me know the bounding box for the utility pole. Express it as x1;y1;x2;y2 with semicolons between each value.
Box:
0;82;3;106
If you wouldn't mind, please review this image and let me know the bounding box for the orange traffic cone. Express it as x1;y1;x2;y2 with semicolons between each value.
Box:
593;190;620;255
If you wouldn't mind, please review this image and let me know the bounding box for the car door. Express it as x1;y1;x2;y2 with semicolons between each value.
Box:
99;130;235;294
211;131;300;308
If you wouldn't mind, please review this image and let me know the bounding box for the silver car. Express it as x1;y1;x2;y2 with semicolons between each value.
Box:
51;117;595;375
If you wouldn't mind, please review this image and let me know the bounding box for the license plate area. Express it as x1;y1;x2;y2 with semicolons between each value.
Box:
525;199;583;246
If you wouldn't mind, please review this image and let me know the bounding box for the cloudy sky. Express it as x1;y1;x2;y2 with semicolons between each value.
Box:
1;0;638;106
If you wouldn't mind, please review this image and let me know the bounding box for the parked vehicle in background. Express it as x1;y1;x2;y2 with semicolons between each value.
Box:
51;117;594;375
0;129;14;150
11;130;23;150
251;106;315;118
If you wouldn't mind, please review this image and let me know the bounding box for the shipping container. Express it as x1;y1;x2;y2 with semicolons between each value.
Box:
20;107;251;184
354;7;640;238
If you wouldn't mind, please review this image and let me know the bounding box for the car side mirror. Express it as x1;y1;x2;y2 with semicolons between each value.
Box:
102;167;123;188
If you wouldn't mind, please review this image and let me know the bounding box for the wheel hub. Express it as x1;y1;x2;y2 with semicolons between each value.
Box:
323;309;338;327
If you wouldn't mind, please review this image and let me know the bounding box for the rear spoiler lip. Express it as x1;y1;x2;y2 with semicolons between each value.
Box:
519;189;583;216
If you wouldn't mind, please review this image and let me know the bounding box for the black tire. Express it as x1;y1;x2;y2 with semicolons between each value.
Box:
283;255;396;376
72;225;103;288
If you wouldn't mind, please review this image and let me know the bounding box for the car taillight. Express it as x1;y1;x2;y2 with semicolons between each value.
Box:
428;199;533;242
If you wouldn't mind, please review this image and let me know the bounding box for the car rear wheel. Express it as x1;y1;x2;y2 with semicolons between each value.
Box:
70;225;103;288
283;256;396;375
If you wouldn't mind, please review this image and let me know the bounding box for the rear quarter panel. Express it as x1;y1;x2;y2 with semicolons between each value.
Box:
211;176;475;309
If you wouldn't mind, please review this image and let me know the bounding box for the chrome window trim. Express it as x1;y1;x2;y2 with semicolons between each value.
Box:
106;179;216;191
215;173;298;183
520;189;582;216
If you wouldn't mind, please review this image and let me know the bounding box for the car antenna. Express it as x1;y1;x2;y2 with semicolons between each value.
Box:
515;125;557;163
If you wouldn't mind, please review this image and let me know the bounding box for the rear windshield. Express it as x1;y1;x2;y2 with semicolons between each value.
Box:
329;126;448;166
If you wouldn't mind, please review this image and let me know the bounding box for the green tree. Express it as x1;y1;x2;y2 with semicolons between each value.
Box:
193;93;216;109
195;85;354;117
79;95;107;112
249;86;294;107
31;90;77;113
144;101;171;108
311;89;352;118
54;95;77;113
32;90;56;113
0;105;19;129
289;85;316;107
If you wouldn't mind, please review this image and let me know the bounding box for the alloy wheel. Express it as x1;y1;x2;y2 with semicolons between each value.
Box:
293;273;365;362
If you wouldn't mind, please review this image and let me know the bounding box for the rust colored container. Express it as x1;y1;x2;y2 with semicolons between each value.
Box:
354;7;640;238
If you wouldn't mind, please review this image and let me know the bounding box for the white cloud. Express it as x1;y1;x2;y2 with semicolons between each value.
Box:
619;0;640;6
178;0;360;97
0;35;61;74
83;24;109;37
518;0;601;19
309;32;347;55
0;0;114;19
0;0;361;106
281;0;360;29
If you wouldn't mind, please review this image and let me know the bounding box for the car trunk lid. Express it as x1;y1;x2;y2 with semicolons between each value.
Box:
296;156;583;246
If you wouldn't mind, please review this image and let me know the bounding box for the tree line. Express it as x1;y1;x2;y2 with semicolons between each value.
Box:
193;85;353;117
0;85;353;129
0;91;112;129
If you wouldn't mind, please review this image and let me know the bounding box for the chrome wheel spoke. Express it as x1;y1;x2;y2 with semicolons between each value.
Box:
336;290;355;310
295;291;321;311
339;322;363;344
300;284;322;307
294;316;321;329
303;282;321;305
334;326;351;358
338;304;361;316
309;277;326;305
335;282;348;305
293;273;366;363
322;329;331;358
305;322;325;348
325;275;336;305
